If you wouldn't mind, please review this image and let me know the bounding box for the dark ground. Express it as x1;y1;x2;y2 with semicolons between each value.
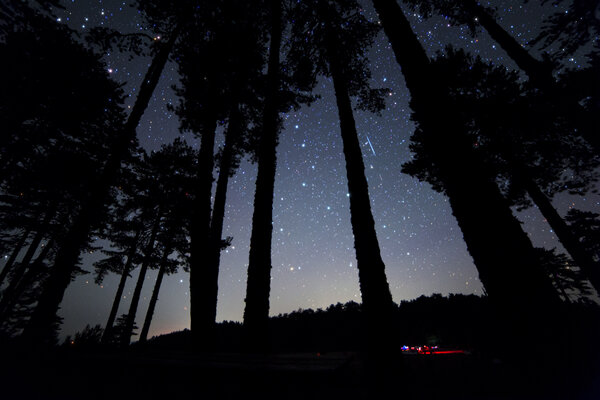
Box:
1;346;599;399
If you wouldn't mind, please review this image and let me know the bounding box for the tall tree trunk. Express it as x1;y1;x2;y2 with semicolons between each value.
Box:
101;231;141;345
120;213;162;347
242;0;282;353
514;167;600;293
371;0;559;313
462;1;598;151
189;115;218;348
456;1;600;289
195;106;240;348
139;244;172;343
325;39;395;352
462;0;554;88
0;228;31;287
21;25;181;345
0;210;54;318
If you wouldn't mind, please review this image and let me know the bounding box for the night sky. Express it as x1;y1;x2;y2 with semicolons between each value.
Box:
44;0;598;340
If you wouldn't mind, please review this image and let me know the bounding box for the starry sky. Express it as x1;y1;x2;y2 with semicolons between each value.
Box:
45;0;599;340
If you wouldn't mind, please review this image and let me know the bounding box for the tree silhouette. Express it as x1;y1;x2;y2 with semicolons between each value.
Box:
241;0;283;352
119;140;196;346
197;103;246;345
167;0;261;349
0;227;32;288
240;0;315;352
370;0;560;333
0;210;56;322
401;0;556;87
536;248;594;303
119;214;161;347
0;9;137;341
528;0;600;56
95;223;143;345
566;209;600;263
285;0;396;355
139;140;196;343
19;10;181;343
138;243;176;343
171;0;269;350
403;46;600;295
401;0;599;152
93;158;152;345
397;1;600;295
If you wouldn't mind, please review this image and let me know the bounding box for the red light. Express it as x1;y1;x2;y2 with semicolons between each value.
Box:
432;350;465;355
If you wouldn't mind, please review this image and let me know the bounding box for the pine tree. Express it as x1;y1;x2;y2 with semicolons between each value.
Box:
242;0;284;353
400;0;599;151
117;140;196;346
371;0;560;333
19;1;186;343
403;47;600;294
285;0;396;355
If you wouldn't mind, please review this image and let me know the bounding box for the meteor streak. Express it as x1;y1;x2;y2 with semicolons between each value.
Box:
366;135;376;156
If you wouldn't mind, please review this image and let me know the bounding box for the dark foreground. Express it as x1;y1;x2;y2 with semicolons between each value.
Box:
1;347;599;400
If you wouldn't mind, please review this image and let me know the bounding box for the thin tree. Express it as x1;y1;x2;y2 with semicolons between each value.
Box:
119;139;196;346
242;0;283;352
138;139;196;343
96;221;144;345
138;243;176;343
120;213;161;346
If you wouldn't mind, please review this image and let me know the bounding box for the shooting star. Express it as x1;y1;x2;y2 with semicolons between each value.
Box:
366;135;376;156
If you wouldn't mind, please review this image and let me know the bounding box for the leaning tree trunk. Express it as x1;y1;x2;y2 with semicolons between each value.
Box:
195;105;241;348
457;0;600;284
462;0;598;151
513;165;600;293
21;25;182;345
242;0;282;353
189;115;218;348
139;243;173;343
0;209;54;319
120;213;162;347
0;236;55;324
462;0;554;88
101;231;141;345
371;0;560;312
325;39;396;353
0;227;31;287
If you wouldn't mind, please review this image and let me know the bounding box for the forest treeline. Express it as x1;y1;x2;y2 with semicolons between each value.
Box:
68;294;491;352
66;293;600;355
0;0;599;357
